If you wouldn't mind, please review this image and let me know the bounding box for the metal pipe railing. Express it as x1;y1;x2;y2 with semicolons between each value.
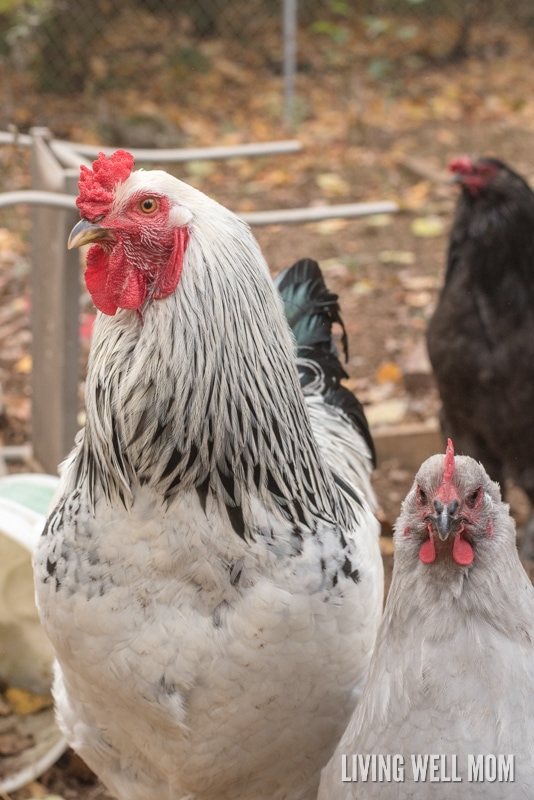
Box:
0;190;398;226
0;130;303;162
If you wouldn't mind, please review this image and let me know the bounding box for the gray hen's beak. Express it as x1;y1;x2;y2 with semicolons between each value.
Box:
432;498;459;541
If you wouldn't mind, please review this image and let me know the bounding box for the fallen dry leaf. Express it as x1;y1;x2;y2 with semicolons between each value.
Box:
399;274;441;291
404;290;433;309
411;215;446;238
14;353;32;374
315;172;350;197
4;687;53;715
365;214;393;228
401;180;432;211
365;398;409;427
380;250;415;265
375;361;403;385
27;796;66;800
20;780;52;798
351;279;375;295
311;218;348;236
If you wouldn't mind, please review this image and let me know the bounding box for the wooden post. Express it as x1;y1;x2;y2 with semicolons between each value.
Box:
30;128;80;473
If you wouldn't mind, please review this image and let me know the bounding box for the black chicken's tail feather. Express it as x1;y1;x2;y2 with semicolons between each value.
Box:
275;258;376;466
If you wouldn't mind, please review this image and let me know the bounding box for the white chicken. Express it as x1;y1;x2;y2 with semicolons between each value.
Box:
33;151;383;800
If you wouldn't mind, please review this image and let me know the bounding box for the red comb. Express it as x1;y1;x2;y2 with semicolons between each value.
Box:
449;157;474;175
443;438;455;482
76;150;135;221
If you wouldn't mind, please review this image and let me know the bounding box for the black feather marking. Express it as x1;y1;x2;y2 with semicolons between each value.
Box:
300;461;315;493
294;500;309;528
218;466;236;504
150;419;167;446
117;486;128;510
229;563;242;586
163;445;199;499
46;557;56;577
227;503;246;540
207;435;215;461
128;408;151;447
266;470;287;504
333;472;364;507
253;462;262;487
196;475;210;513
184;442;200;473
162;448;183;480
271;417;285;452
159;675;177;695
342;557;360;583
240;449;250;476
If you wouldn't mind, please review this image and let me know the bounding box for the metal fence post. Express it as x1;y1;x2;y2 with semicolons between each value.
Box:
283;0;298;126
30;128;80;473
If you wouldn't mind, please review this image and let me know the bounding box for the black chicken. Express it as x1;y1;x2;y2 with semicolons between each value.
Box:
427;156;534;559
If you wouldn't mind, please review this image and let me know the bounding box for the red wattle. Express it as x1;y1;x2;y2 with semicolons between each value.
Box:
452;534;474;566
85;228;189;315
85;242;148;315
85;246;119;315
419;537;436;564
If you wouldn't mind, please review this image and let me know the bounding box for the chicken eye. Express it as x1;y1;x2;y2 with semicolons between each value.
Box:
139;197;158;214
418;487;427;505
466;488;481;508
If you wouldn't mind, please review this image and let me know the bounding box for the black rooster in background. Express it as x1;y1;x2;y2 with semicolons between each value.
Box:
427;156;534;559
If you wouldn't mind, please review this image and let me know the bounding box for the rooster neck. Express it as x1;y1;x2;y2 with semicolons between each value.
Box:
75;251;351;538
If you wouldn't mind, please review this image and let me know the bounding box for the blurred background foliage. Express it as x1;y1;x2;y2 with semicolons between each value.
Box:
0;0;533;147
1;0;533;95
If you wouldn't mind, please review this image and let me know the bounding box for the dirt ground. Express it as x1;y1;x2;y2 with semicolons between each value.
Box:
2;14;534;799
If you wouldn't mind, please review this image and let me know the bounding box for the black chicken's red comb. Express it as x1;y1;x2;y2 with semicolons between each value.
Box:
449;157;474;175
76;150;135;221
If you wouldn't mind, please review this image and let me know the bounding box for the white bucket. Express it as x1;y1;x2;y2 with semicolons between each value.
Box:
0;473;67;793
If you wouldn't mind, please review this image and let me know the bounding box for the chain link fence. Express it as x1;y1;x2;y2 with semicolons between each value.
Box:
0;1;533;120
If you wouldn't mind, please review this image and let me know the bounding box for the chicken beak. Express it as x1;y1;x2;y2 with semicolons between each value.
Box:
68;218;116;249
433;499;459;541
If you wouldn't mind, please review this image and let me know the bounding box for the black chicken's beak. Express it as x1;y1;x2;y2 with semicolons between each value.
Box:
68;218;116;249
432;498;459;541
